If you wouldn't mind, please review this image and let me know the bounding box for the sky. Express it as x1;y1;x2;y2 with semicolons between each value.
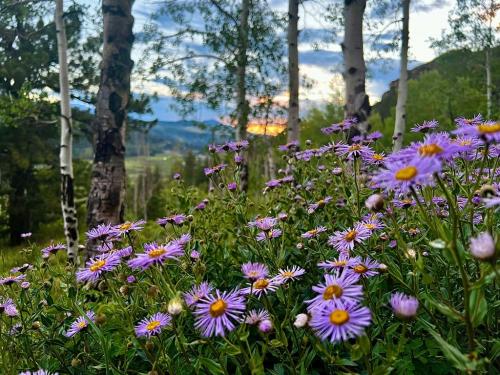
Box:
129;0;453;122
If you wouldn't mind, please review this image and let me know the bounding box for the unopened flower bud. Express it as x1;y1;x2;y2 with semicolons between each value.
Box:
120;285;129;296
168;296;184;316
32;321;41;330
145;341;154;351
147;285;159;298
258;319;273;333
71;358;81;367
365;194;384;212
293;313;309;328
470;232;496;261
296;243;303;250
378;263;388;272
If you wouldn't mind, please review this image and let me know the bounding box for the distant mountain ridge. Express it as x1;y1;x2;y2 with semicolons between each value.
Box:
372;46;500;120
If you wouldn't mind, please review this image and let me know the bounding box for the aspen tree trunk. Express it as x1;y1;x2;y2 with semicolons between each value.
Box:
86;0;134;258
392;0;410;151
287;0;300;144
236;0;250;191
55;0;79;263
486;47;492;118
342;0;370;139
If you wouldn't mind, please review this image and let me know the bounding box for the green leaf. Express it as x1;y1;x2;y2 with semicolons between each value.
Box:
425;326;475;371
469;288;487;327
198;357;225;375
424;295;462;321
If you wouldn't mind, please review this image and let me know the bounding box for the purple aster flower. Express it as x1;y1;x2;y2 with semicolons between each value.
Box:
302;226;327;239
272;266;305;284
227;182;237;191
96;241;114;253
0;274;26;286
265;179;282;189
469;232;496;261
406;133;460;162
135;312;172;338
21;281;30;289
307;196;333;214
184;282;214;308
454;121;500;143
9;323;22;336
363;151;386;166
112;220;145;236
411;120;438;133
328;223;371;254
190;250;200;259
256;229;282;241
455;114;483;128
360;217;385;233
248;217;277;231
157;214;187;227
109;246;133;258
171;233;192;246
321;118;357;134
305;270;362;311
348;257;380;278
335;143;373;160
241;278;280;297
367;131;383;141
173;172;181;180
65;311;96;337
372;156;441;194
392;197;417;209
204;163;227;176
245;309;270;325
127;241;184;270
318;254;357;271
309;301;371;343
278;140;300;152
195;201;207;210
241;262;269;280
234;154;244;164
41;243;66;258
452;136;482;159
194;289;246;337
76;253;121;283
0;298;19;317
228;140;249;151
126;275;136;283
86;224;115;241
390;293;419;320
10;263;33;273
484;196;500;208
19;370;57;375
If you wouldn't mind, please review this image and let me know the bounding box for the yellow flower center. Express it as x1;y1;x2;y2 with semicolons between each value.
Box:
248;270;260;277
354;264;368;274
209;299;227;317
282;271;294;278
459;140;471;146
373;154;384;161
308;229;318;236
146;320;161;331
323;284;343;300
329;309;350;325
419;143;443;156
90;260;106;272
77;321;87;329
344;230;357;242
148;247;166;258
349;144;361;151
477;123;500;134
119;222;132;231
395;166;418;181
333;260;347;267
254;278;270;290
317;200;325;207
364;223;376;230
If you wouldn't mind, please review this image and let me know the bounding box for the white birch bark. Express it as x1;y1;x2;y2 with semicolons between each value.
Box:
486;47;492;118
392;0;410;151
55;0;79;263
342;0;370;138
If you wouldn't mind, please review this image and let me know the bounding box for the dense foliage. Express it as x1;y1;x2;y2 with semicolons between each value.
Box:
1;116;499;374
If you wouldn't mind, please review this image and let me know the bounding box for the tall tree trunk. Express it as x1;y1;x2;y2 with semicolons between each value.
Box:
485;47;492;118
55;0;79;263
392;0;410;151
287;0;300;144
86;0;134;258
236;0;250;191
342;0;370;139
